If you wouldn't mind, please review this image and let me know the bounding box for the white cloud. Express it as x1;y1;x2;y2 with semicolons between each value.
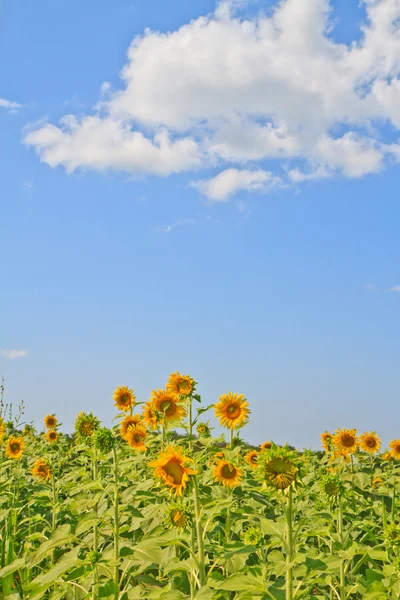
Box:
0;97;21;111
158;218;196;233
0;349;28;360
193;168;281;201
388;285;400;293
23;0;400;199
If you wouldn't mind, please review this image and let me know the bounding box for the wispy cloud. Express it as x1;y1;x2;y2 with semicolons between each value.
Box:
0;349;28;360
158;218;196;233
364;283;377;292
388;286;400;293
0;97;21;112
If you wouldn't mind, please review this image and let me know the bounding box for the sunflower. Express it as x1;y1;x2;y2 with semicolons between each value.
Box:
120;414;142;440
113;386;136;412
166;372;195;398
5;436;24;460
31;459;51;482
142;401;158;430
332;429;358;455
0;419;5;443
151;389;186;424
214;392;250;430
213;460;242;488
382;451;393;461
46;430;58;443
74;412;100;440
321;474;345;499
167;505;191;530
389;439;400;460
372;477;384;489
321;432;333;452
125;425;147;451
262;457;298;489
359;431;381;454
44;414;57;429
260;441;272;451
244;450;259;468
149;446;197;495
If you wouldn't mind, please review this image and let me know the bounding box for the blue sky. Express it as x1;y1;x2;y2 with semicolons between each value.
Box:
2;0;400;449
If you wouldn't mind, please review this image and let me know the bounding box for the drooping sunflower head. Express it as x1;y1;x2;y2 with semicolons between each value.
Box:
120;414;142;440
213;460;242;488
332;428;358;455
321;474;345;500
46;430;58;444
125;425;147;451
44;414;57;429
166;372;196;398
244;450;259;468
242;526;263;547
93;428;115;453
142;401;158;430
74;412;100;441
149;446;197;495
196;422;211;437
321;432;333;452
257;445;300;491
166;504;191;530
359;431;381;454
389;439;400;460
214;392;250;430
260;441;272;451
113;386;136;412
5;436;24;460
31;459;51;482
150;389;187;425
372;477;384;489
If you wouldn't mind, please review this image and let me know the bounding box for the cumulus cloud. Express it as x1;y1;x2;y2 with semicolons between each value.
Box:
23;0;400;199
193;168;281;201
0;349;28;360
0;97;21;111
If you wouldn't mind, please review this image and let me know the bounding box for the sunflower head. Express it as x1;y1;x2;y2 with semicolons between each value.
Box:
321;474;345;500
389;439;400;460
372;477;384;489
149;446;197;495
166;372;196;398
5;436;24;460
321;432;333;452
244;450;259;468
46;430;58;444
213;460;242;488
44;414;57;429
257;445;300;491
382;451;393;461
359;431;381;454
243;526;263;547
260;441;272;451
93;428;115;453
166;504;191;530
150;389;187;425
0;419;6;442
31;458;51;482
386;524;400;548
196;422;211;437
332;429;358;455
23;424;35;437
142;401;158;430
74;412;100;441
120;414;142;440
214;392;250;430
125;425;147;451
113;386;136;412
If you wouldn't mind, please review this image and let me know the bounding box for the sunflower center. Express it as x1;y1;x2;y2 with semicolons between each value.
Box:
160;399;175;416
132;433;143;443
82;423;94;436
172;510;186;527
226;404;240;418
251;454;257;464
163;458;184;485
341;434;355;448
121;394;130;405
10;443;20;453
366;438;376;448
267;458;292;475
221;464;237;479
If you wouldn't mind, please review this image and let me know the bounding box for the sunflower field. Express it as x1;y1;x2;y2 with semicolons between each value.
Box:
1;373;400;599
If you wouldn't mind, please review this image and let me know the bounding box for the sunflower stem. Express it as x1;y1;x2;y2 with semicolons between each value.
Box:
230;429;233;450
189;399;193;451
92;446;99;600
338;497;345;600
192;476;206;587
392;476;396;522
285;487;294;600
112;445;120;600
382;495;387;533
51;471;57;566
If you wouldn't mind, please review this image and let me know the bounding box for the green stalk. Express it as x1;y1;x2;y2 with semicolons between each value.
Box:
112;446;120;600
188;399;193;451
338;498;345;600
382;495;387;533
392;475;396;522
285;487;294;600
93;447;99;600
51;472;57;566
192;476;206;587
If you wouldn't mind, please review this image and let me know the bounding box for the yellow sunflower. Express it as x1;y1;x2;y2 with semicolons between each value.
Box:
31;459;51;482
113;386;136;412
149;446;197;495
244;450;259;468
46;430;58;444
125;425;147;451
0;419;5;443
74;412;100;439
120;414;142;440
372;477;384;489
44;414;57;429
151;389;187;424
167;506;191;530
142;401;158;430
213;460;242;488
332;428;358;455
260;441;272;451
359;431;381;454
321;432;333;452
214;392;250;430
166;372;195;398
382;451;393;461
262;456;298;490
389;439;400;460
5;436;24;460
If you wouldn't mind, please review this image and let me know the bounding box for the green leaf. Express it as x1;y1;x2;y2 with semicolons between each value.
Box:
134;539;163;564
